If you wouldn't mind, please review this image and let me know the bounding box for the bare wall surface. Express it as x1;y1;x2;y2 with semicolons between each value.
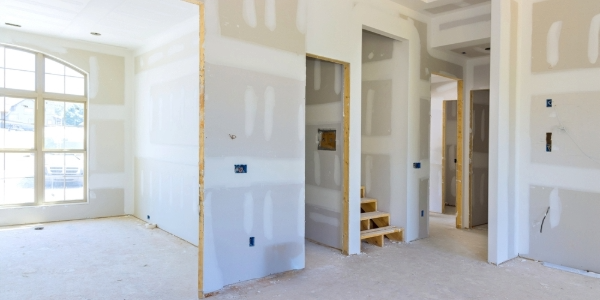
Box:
0;29;131;226
203;0;306;293
305;57;344;249
508;0;600;271
443;101;457;207
134;22;200;246
470;90;489;227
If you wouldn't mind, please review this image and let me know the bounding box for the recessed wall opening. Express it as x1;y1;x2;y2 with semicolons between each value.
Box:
305;55;348;252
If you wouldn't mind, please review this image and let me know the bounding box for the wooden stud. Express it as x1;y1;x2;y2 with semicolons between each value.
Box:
455;80;464;229
181;0;206;298
365;235;384;247
360;186;366;198
306;53;351;256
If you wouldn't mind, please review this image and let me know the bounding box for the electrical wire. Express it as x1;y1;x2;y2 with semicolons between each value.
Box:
552;105;600;167
540;206;550;233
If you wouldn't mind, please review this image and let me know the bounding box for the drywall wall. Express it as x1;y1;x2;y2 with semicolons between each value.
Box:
443;100;458;207
461;57;490;228
429;76;458;213
493;0;600;271
304;0;466;244
470;89;489;227
361;29;412;237
202;0;306;293
133;12;199;246
0;29;133;226
431;2;492;50
305;57;344;249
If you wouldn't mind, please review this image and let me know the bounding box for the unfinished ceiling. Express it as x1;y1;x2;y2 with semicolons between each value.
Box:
392;0;490;16
0;0;197;49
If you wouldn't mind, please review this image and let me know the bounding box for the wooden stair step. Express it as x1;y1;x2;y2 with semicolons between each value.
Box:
360;211;389;221
361;198;377;205
360;226;403;240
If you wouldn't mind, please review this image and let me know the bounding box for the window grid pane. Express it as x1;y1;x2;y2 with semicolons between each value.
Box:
0;152;35;205
44;153;84;202
5;69;35;91
0;97;35;149
44;100;85;150
45;58;65;75
44;58;84;96
5;48;35;71
0;46;4;68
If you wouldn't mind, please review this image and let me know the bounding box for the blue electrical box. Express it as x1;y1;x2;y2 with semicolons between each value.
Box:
546;99;552;107
235;164;247;173
249;237;255;247
413;162;421;169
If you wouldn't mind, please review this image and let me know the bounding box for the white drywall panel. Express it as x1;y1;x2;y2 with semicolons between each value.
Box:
0;29;133;226
488;0;517;265
430;2;491;50
133;14;199;247
202;0;306;293
308;0;464;244
510;0;600;273
305;57;344;249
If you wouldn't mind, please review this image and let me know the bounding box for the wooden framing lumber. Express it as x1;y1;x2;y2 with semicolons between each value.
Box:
182;0;205;298
456;80;464;228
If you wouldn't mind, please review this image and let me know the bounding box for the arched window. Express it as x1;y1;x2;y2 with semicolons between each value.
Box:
0;45;87;206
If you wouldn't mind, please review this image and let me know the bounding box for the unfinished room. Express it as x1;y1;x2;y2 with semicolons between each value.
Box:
1;0;599;299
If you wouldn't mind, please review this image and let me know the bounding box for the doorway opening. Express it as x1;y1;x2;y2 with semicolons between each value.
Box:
429;74;463;226
304;54;350;254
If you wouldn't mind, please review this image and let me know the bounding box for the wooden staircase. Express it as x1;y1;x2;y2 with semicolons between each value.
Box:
360;186;403;247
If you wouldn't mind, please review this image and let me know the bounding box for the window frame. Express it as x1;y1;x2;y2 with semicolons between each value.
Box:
0;44;88;207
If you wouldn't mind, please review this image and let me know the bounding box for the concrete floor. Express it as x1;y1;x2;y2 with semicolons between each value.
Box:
1;214;599;299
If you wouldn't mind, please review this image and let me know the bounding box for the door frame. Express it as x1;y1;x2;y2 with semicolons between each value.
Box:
306;53;351;255
431;73;463;229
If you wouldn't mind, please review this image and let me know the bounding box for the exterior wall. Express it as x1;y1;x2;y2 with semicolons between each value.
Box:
0;29;132;226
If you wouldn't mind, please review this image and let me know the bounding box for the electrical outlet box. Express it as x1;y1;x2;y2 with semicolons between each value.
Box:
235;164;247;173
147;215;150;220
413;162;421;169
546;99;552;107
421;210;424;217
249;237;255;247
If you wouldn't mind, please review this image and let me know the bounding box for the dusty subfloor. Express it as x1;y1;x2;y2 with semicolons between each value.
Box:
1;214;599;299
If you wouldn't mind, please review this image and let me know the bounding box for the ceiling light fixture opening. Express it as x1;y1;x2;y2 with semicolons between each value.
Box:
90;32;101;36
5;23;21;27
485;47;491;51
462;52;466;54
